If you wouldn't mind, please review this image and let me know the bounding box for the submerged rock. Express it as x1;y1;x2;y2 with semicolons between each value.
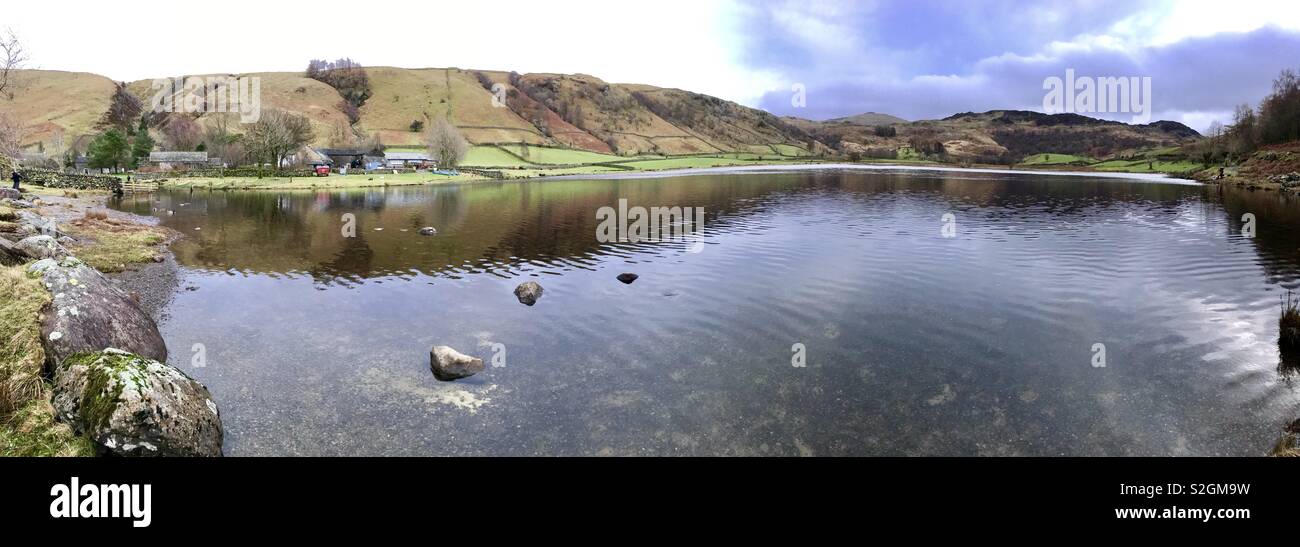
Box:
52;348;223;457
419;226;437;236
14;235;69;260
617;273;639;284
28;257;168;367
514;281;544;306
430;345;485;381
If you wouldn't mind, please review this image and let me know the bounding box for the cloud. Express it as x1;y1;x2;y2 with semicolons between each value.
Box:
737;0;1300;131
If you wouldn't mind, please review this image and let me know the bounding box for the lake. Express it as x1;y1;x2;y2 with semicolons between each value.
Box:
109;165;1300;456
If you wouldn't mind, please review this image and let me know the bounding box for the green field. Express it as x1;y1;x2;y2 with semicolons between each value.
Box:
496;144;629;165
1090;159;1202;174
460;146;535;167
1020;153;1092;165
771;144;811;157
619;157;776;170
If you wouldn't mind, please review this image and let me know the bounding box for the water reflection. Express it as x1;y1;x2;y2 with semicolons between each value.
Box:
110;169;1300;456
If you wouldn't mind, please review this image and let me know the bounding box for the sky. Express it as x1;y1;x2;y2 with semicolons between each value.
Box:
7;0;1300;132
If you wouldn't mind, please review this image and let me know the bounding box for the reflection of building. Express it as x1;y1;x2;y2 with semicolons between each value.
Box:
384;151;434;168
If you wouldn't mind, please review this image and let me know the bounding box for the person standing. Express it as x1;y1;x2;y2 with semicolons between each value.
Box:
9;169;20;190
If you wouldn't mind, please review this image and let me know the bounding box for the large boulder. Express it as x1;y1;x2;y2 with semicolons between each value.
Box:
0;187;20;200
430;345;485;381
14;235;69;260
513;281;544;306
28;257;168;367
52;349;223;457
16;211;68;237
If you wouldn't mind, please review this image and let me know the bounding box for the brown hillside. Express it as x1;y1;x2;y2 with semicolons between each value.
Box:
1;70;117;150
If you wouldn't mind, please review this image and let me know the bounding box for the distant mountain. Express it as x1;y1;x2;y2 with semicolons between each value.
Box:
824;112;910;126
3;69;1198;162
802;109;1201;162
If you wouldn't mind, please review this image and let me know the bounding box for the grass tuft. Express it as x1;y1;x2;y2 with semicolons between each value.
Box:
0;264;93;456
63;217;169;273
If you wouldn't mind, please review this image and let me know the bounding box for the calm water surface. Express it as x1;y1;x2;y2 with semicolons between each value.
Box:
111;166;1300;455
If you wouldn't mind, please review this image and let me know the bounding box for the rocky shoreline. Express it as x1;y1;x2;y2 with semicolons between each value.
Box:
1;186;218;456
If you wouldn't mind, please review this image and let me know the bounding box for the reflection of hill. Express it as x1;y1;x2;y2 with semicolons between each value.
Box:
112;176;810;281
111;171;1265;284
1211;187;1300;284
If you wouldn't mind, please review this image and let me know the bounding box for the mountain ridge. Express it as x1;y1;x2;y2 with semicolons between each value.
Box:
2;67;1200;162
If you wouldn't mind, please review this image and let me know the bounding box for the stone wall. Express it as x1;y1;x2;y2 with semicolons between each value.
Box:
20;168;121;191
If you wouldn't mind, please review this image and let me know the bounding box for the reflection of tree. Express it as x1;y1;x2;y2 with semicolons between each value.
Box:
309;234;374;285
1212;188;1300;283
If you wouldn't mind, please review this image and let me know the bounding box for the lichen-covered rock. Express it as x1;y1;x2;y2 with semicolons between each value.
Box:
14;235;69;260
28;257;168;366
430;345;485;381
15;211;68;238
513;281;544;306
52;349;223;457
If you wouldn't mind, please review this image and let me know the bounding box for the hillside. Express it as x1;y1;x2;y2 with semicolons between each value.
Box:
2;67;814;157
793;109;1200;163
1;67;1199;163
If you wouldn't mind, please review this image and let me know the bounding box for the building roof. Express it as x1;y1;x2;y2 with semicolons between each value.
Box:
317;148;369;156
384;151;432;161
149;151;208;163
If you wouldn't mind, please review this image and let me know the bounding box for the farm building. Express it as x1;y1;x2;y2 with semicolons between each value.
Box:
149;151;209;170
317;148;369;169
384;151;435;168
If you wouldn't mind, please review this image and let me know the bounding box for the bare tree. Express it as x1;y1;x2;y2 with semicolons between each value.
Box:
425;116;468;168
0;111;24;162
0;29;28;100
161;114;203;151
246;109;315;168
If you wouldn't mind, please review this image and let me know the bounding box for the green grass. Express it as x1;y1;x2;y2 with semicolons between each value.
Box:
461;145;537;167
1020;153;1092;165
771;144;810;157
1091;159;1202;174
497;144;627;165
63;219;169;273
0;264;94;457
619;157;771;170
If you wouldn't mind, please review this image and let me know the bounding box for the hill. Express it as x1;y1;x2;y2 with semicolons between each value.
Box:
1;68;1199;163
800;109;1200;163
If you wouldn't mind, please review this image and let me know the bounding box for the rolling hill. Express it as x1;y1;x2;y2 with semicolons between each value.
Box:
1;66;1199;163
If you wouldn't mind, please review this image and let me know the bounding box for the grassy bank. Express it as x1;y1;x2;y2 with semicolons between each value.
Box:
62;214;172;273
144;142;1223;193
0;264;94;456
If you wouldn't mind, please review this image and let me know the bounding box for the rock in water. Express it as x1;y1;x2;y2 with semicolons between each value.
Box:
419;227;437;236
430;345;485;381
617;273;639;284
29;257;168;367
514;281;544;306
52;349;223;457
14;235;70;260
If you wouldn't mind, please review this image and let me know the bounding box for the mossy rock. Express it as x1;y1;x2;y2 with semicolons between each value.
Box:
51;348;223;457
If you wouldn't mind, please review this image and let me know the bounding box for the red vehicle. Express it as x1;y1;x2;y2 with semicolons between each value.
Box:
314;165;331;176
